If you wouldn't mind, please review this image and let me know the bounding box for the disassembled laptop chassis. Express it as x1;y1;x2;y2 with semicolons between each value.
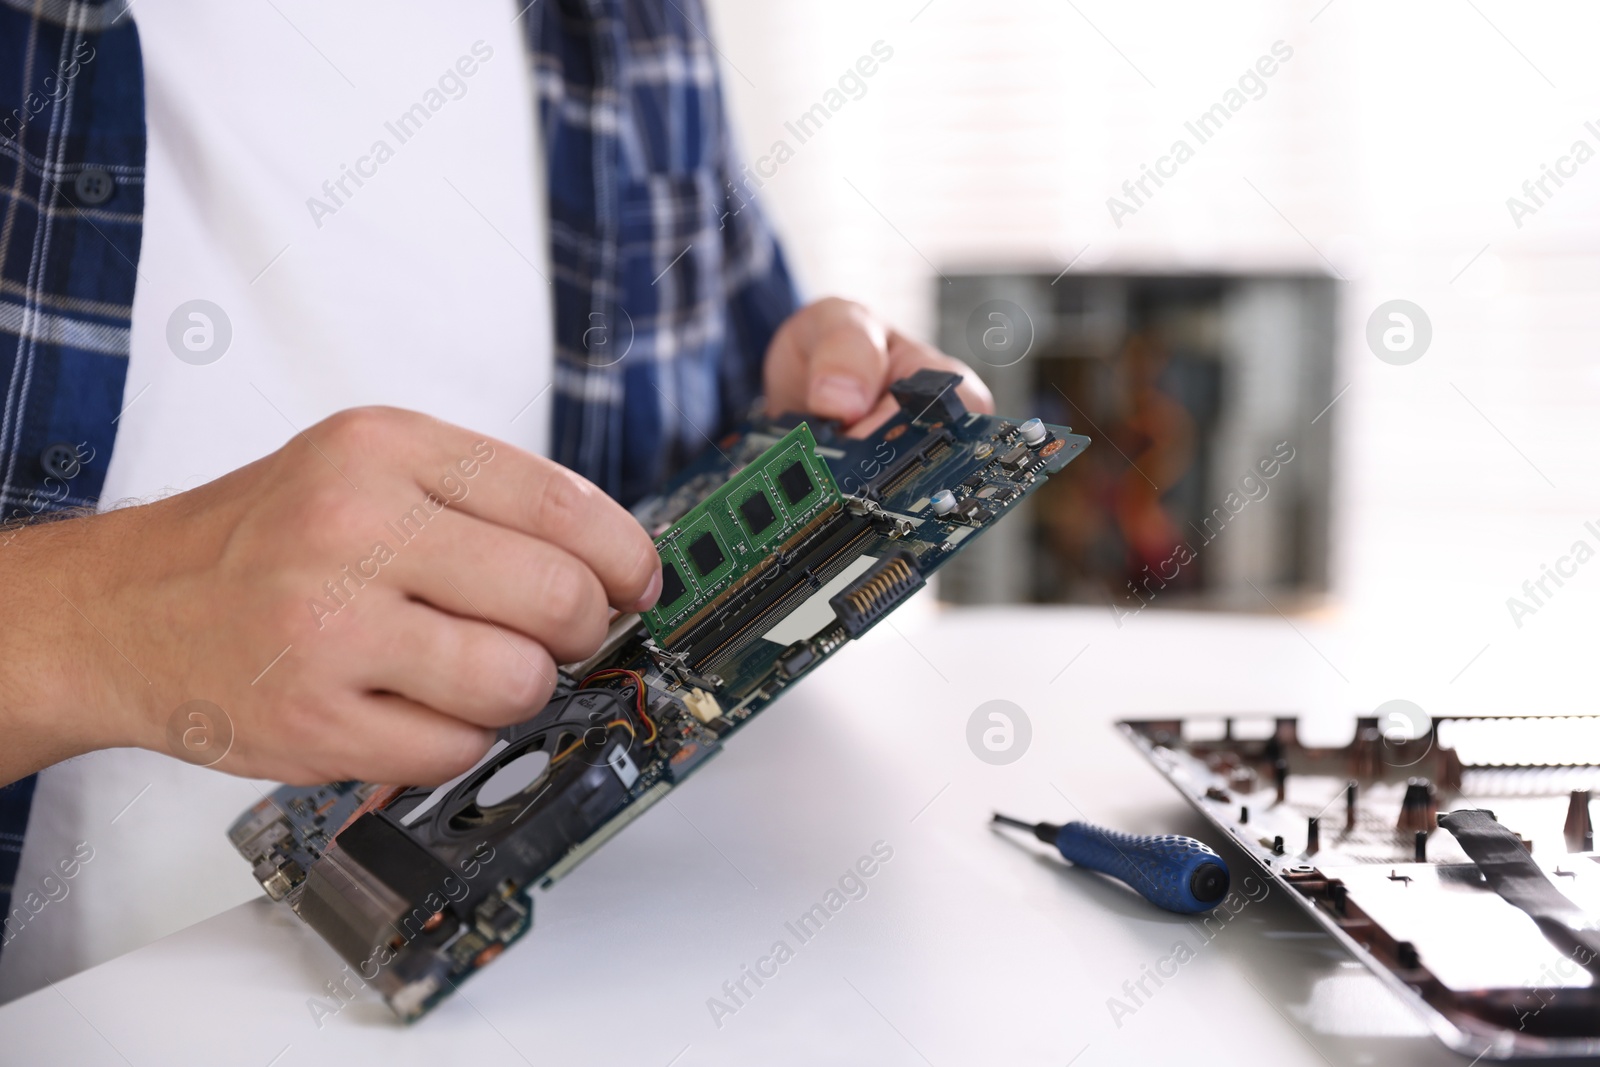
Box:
1123;713;1600;1060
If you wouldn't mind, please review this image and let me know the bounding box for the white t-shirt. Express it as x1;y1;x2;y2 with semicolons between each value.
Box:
0;0;552;1002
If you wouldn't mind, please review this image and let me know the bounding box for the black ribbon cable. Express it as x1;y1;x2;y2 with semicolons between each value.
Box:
1437;809;1600;977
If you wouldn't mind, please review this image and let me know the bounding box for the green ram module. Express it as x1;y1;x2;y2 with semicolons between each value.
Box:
644;422;841;645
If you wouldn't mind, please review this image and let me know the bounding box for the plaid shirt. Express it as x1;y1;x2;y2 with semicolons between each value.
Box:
0;0;797;954
531;0;799;504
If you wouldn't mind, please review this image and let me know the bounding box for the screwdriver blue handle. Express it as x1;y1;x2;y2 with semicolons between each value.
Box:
994;813;1230;914
1055;821;1230;914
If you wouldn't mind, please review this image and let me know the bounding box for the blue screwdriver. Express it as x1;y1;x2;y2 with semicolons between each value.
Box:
992;813;1230;914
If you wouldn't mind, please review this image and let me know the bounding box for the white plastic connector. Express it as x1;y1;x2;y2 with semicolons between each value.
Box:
684;687;722;724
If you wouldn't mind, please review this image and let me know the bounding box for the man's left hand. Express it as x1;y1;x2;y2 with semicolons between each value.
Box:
763;297;994;435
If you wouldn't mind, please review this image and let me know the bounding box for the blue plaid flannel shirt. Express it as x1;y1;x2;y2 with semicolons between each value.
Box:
0;0;798;954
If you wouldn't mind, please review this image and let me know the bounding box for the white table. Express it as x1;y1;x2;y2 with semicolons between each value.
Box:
0;604;1475;1066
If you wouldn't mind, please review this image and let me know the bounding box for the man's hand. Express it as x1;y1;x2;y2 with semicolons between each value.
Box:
0;408;660;787
763;297;994;434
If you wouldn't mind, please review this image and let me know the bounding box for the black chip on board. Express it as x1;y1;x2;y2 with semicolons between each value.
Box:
778;460;813;505
999;443;1030;470
739;490;777;534
688;532;726;576
659;560;687;606
955;499;993;525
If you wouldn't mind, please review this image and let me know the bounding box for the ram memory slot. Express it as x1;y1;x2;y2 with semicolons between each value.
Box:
679;512;874;673
644;423;842;645
656;502;843;649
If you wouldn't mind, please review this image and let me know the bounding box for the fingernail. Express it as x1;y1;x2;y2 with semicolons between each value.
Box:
811;375;869;418
633;567;663;612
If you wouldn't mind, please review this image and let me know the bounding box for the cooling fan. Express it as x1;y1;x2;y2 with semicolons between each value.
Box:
385;687;646;843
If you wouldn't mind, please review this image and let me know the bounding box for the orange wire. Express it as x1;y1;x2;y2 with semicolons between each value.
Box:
550;719;636;766
579;669;657;744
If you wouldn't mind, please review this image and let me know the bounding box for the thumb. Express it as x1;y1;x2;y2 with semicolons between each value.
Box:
765;299;890;424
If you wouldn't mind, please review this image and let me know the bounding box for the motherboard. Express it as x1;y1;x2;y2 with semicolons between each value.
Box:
228;371;1089;1021
1122;714;1600;1059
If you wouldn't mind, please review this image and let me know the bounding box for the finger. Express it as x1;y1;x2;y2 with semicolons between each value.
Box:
360;601;558;728
764;298;889;424
323;693;497;786
844;333;996;437
846;393;903;439
308;408;660;612
443;455;659;614
388;508;610;664
803;308;890;423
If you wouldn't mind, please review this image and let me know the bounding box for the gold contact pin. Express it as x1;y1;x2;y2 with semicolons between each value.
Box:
845;557;914;615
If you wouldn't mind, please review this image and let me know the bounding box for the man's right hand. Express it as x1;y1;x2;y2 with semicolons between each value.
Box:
0;407;662;787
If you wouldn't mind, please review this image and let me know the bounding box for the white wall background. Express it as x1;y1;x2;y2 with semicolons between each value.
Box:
704;0;1600;718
